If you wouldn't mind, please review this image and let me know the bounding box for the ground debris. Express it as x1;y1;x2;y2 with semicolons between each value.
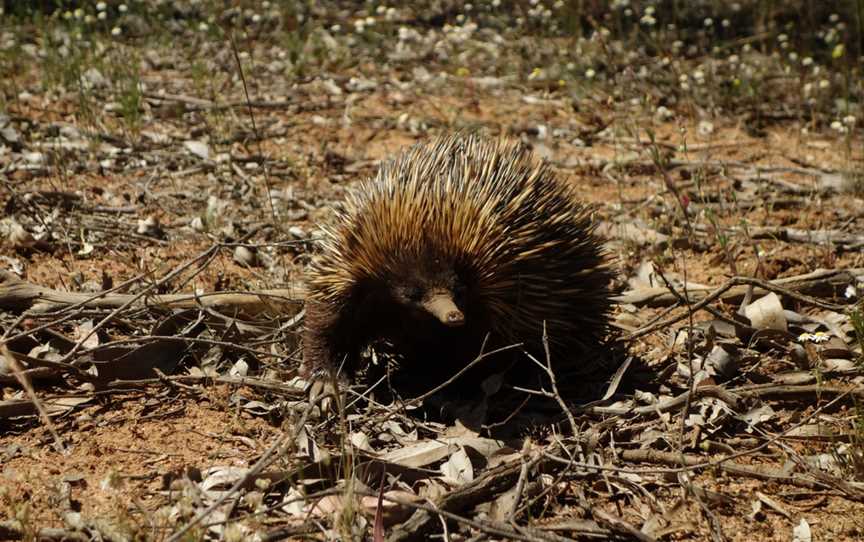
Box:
1;1;863;540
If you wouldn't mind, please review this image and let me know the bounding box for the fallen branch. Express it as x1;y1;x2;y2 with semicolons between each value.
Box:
0;271;304;316
384;451;617;542
619;449;864;501
0;522;88;542
617;267;861;310
746;226;864;249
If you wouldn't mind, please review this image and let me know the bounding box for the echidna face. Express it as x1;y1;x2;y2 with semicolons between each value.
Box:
390;263;467;328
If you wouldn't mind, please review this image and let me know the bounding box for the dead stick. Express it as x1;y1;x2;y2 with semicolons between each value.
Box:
1;344;66;452
616;268;860;309
0;270;303;315
624;271;857;341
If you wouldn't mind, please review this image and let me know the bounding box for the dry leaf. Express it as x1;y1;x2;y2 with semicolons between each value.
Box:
744;293;787;330
359;490;419;526
184;139;210;160
792;518;812;542
440;445;473;485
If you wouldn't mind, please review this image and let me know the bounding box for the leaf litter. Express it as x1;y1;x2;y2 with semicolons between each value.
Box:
1;1;864;541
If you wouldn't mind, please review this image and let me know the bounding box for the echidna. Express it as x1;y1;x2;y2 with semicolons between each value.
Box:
303;134;614;394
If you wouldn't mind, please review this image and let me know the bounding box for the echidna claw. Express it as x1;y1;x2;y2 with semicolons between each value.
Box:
307;375;344;415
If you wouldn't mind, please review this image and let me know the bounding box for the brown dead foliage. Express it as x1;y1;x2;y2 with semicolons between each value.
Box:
2;2;864;541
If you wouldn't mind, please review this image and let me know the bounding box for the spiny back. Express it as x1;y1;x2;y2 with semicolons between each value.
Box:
305;134;614;381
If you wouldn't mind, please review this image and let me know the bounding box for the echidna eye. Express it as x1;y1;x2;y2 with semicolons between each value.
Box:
407;286;424;302
395;285;423;303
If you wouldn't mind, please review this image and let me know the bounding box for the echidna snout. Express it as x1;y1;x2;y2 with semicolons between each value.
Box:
421;289;465;327
391;266;468;327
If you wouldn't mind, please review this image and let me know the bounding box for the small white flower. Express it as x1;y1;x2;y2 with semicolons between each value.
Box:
118;4;127;13
111;26;122;36
728;54;739;64
365;16;375;26
96;1;107;10
844;284;857;299
73;7;84;19
97;11;107;20
385;7;397;21
655;105;674;120
331;24;341;32
640;14;656;26
788;52;798;62
832;121;848;134
802;56;813;66
375;5;386;15
698;120;714;136
492;0;501;7
778;33;788;43
645;6;655;15
251;13;261;23
742;44;751;53
819;79;830;89
843;115;857;126
802;82;813;96
198;22;209;31
811;332;829;343
704;18;713;27
829;13;839;23
798;332;829;343
585;68;596;79
722;19;730;28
